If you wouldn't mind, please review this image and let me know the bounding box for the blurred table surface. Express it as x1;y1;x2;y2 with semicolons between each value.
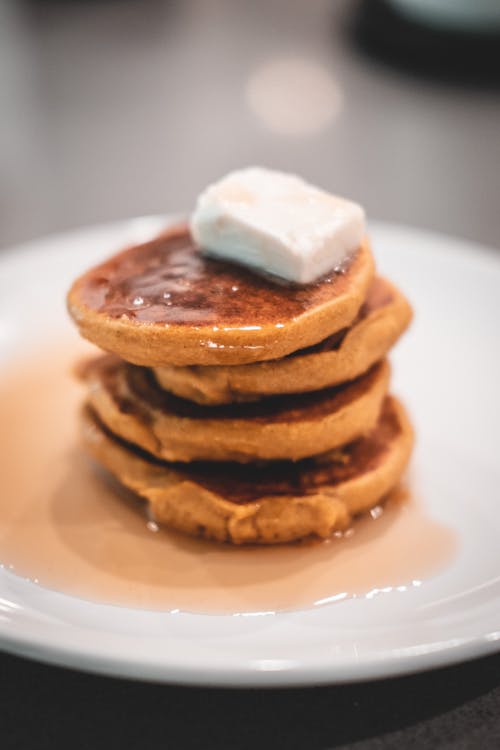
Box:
1;1;499;748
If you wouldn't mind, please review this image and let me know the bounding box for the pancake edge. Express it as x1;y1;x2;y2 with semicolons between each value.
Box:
80;396;413;545
82;359;391;463
67;226;375;366
153;277;412;404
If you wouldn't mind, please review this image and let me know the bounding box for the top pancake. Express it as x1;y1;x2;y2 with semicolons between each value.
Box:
67;222;375;366
153;277;412;404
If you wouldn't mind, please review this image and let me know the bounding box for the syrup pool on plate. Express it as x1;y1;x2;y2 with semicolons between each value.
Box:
0;342;456;614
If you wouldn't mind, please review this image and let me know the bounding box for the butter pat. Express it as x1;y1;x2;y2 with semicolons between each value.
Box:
190;167;365;284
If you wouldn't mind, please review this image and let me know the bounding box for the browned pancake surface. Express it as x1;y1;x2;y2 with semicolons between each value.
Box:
75;225;360;328
152;277;412;405
147;396;404;504
68;223;375;366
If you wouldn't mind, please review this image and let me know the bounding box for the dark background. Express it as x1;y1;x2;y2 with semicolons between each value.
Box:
1;1;499;747
2;650;500;748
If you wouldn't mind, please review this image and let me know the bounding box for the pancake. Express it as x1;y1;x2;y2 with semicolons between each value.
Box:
79;356;390;463
81;396;413;544
67;222;375;367
153;277;412;404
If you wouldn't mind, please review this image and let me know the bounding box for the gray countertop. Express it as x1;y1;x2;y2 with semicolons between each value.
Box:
1;1;499;748
1;0;499;250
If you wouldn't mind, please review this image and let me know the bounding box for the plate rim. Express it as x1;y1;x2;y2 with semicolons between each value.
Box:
1;613;499;686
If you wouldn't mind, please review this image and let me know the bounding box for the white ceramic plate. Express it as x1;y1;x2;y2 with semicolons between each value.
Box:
0;217;499;686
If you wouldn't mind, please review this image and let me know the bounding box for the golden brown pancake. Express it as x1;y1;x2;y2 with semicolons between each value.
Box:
81;396;413;544
153;277;412;404
79;356;390;463
67;223;375;367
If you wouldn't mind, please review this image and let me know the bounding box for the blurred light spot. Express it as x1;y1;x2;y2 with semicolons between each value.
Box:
246;58;342;137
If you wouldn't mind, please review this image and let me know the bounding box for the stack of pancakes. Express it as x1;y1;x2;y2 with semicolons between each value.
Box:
68;223;413;544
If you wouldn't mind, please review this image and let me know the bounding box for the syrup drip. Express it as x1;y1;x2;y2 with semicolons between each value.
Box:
0;342;456;614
